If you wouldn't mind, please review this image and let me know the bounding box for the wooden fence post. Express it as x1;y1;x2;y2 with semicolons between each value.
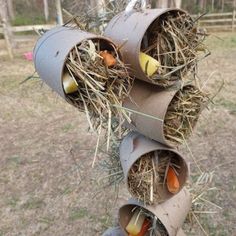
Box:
43;0;49;22
1;19;13;59
211;0;215;12
55;0;63;25
0;0;13;59
7;0;15;21
232;9;235;32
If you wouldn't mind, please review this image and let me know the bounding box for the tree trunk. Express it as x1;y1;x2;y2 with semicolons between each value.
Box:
221;0;225;12
55;0;63;25
43;0;49;22
157;0;169;8
198;0;205;10
174;0;182;8
0;0;14;59
154;0;182;8
6;0;14;20
211;0;215;11
151;0;157;8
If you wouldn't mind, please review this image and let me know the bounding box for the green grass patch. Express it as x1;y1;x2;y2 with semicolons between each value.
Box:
22;197;45;210
38;216;54;225
6;156;22;167
69;208;88;221
62;124;74;132
216;98;236;114
60;187;73;195
0;75;24;91
199;214;230;236
6;196;19;208
206;33;236;50
12;15;45;26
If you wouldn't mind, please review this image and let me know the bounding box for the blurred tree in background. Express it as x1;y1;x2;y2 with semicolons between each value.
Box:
1;0;236;26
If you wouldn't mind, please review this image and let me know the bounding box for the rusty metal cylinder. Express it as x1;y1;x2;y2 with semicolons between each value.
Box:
104;8;187;85
119;188;191;236
33;26;118;99
119;131;189;204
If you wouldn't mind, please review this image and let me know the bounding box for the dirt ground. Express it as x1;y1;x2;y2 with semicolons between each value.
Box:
0;33;235;236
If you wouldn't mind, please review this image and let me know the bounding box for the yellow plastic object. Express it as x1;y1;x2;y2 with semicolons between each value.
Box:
62;72;78;94
139;52;160;77
126;209;146;235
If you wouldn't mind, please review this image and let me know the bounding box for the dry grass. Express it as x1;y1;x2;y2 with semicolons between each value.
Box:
97;141;124;188
184;171;222;236
127;150;180;205
64;37;133;136
38;22;135;158
142;11;209;87
163;85;209;146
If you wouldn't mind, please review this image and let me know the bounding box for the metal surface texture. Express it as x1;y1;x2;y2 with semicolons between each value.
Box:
119;188;191;236
104;8;186;85
123;79;178;147
119;131;189;203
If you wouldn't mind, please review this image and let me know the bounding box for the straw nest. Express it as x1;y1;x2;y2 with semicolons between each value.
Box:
64;37;133;133
129;206;168;236
141;11;209;87
163;85;208;146
127;150;181;205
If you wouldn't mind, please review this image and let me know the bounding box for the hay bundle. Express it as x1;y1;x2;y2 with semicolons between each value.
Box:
64;38;133;131
127;150;181;205
164;85;208;145
141;11;208;87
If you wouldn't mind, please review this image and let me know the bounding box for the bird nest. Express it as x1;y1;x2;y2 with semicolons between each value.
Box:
141;10;209;87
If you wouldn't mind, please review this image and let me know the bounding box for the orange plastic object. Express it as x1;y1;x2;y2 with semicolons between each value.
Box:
167;166;180;194
128;219;150;236
136;219;151;236
100;50;117;67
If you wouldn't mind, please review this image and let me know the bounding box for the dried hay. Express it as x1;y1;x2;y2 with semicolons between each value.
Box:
164;85;209;146
185;171;221;236
98;141;124;187
141;11;209;87
127;150;180;205
64;37;133;138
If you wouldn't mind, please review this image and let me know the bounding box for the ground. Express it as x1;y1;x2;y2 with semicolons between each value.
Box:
0;33;235;236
